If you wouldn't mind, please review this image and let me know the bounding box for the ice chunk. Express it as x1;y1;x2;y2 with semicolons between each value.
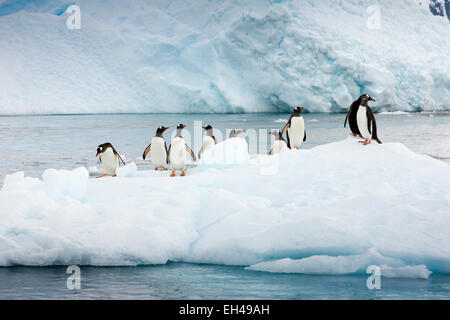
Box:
42;167;89;201
197;138;250;169
0;139;449;272
116;161;138;178
246;249;433;279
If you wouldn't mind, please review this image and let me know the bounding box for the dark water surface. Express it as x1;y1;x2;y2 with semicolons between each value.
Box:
1;263;449;300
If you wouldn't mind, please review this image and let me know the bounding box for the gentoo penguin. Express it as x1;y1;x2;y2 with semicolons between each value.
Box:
355;94;382;145
96;143;126;178
281;107;307;149
229;129;246;139
198;125;216;159
168;124;196;177
344;95;365;137
268;130;288;155
142;126;169;170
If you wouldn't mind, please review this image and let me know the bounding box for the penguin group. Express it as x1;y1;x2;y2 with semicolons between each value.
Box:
95;94;381;178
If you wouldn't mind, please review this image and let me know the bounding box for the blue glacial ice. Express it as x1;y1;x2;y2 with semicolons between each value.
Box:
0;0;448;114
0;138;449;279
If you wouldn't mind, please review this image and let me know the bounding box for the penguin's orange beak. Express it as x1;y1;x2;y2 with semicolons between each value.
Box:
297;106;304;111
96;152;100;157
164;127;169;131
369;98;376;102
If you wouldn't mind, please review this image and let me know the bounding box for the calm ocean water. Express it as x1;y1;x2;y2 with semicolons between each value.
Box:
0;112;449;183
1;263;450;300
0;112;449;299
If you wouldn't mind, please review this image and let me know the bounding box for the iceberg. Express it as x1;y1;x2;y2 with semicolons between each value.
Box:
0;0;448;115
0;138;449;279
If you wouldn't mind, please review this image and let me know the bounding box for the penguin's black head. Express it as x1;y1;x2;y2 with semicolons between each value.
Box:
293;106;304;116
156;126;169;134
177;124;186;130
360;94;376;103
96;142;113;157
202;125;213;131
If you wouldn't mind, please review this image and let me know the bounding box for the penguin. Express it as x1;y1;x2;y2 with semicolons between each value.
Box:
268;130;288;155
355;94;382;145
229;129;246;139
344;95;365;137
96;142;126;178
168;124;196;177
198;125;216;159
281;107;307;149
142;126;169;170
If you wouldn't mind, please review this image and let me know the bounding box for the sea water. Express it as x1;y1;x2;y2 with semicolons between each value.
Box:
0;112;449;299
0;112;449;182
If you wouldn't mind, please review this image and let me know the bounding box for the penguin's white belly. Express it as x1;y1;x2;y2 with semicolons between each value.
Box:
270;140;287;155
357;106;371;140
150;137;167;168
100;148;119;175
169;137;187;170
287;117;305;148
202;136;215;154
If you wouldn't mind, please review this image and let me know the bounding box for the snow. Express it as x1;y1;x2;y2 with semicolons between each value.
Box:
0;0;449;115
0;138;449;279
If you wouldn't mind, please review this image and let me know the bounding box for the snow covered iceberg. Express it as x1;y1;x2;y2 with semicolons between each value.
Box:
0;0;449;115
0;138;449;279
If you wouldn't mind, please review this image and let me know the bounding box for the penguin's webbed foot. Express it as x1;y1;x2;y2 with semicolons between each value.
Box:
180;170;186;177
359;139;371;145
170;170;176;177
96;174;107;178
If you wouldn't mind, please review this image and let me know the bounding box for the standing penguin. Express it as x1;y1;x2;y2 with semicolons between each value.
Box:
229;129;246;139
344;95;365;137
142;126;169;170
281;107;307;149
168;124;196;177
198;125;216;159
268;130;288;155
355;94;382;145
96;143;126;178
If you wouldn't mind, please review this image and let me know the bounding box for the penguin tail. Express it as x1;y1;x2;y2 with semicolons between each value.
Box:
375;138;382;144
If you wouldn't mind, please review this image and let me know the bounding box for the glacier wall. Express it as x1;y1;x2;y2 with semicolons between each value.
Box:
0;0;448;114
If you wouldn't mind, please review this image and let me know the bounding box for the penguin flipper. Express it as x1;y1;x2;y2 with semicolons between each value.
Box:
117;154;126;166
165;142;169;164
142;143;151;160
111;146;126;166
198;146;203;160
167;144;171;163
303;130;307;142
344;110;350;128
366;107;382;144
281;116;292;136
185;144;196;162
